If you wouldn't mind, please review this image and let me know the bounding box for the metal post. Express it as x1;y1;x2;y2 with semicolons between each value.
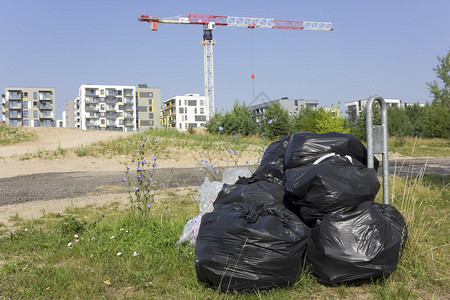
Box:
366;95;389;204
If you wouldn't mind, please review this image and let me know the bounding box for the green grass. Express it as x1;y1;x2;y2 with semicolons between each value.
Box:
72;128;267;159
389;137;450;157
0;124;37;145
0;172;448;299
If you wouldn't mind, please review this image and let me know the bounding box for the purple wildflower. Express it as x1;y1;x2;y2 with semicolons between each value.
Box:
154;139;158;143
152;197;156;202
137;166;142;172
152;162;158;168
152;155;156;161
147;203;151;208
122;177;126;182
137;149;140;153
217;121;221;125
200;168;203;172
214;169;219;173
218;126;223;132
134;161;139;165
141;160;147;165
260;133;264;137
143;138;147;141
233;135;237;139
268;119;273;124
135;187;139;191
229;149;234;155
139;142;143;147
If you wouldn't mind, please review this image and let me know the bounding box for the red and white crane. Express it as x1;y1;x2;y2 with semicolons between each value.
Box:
138;14;333;116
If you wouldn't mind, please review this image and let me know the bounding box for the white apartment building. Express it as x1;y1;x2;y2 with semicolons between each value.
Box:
344;98;423;123
75;84;137;131
161;94;209;131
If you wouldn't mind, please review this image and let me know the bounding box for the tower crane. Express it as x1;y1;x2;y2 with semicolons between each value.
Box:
138;14;333;117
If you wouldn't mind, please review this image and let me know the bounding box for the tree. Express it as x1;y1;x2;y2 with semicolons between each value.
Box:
387;106;414;137
295;106;348;134
258;102;292;139
221;101;256;136
423;50;450;138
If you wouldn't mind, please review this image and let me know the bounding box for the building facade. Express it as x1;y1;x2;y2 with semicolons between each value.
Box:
247;97;319;123
74;84;137;131
161;94;209;131
65;84;161;132
136;84;161;131
344;98;423;123
2;87;55;127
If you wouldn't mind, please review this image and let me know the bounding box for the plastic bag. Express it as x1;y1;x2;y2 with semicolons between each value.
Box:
252;135;290;183
195;201;310;292
284;132;379;171
284;155;380;227
177;168;252;246
214;180;285;208
222;167;252;185
176;214;203;246
306;202;408;284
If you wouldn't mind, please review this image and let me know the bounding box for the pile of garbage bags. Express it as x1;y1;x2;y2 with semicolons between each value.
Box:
178;132;407;292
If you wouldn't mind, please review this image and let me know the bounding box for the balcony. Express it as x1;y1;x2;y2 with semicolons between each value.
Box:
106;120;116;126
86;113;99;119
39;113;53;119
8;94;22;100
86;120;99;126
105;90;117;96
124;98;134;104
9;113;22;119
85;97;100;104
9;103;22;110
85;105;99;112
39;93;53;101
106;97;116;104
39;104;52;110
106;113;117;119
124;106;134;112
124;90;133;97
124;121;134;126
124;112;133;119
106;106;116;112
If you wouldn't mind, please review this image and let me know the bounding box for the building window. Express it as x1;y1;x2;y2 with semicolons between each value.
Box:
100;104;105;110
101;119;106;125
184;100;187;106
188;100;197;106
184;115;187;121
23;110;28;117
179;107;184;114
23;92;28;97
149;99;153;106
200;108;204;114
118;104;123;110
179;123;182;129
33;92;37;99
200;100;204;106
195;108;197;114
149;113;153;119
33;110;38;118
179;100;182;106
23;120;28;126
34;120;39;126
184;108;187;114
23;101;28;109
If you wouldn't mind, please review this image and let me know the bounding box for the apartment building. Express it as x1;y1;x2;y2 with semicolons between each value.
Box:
2;87;55;127
65;84;161;132
247;97;319;123
136;84;161;131
344;98;424;123
161;94;209;131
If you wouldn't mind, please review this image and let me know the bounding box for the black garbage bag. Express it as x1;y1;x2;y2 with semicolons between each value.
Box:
284;132;379;171
252;135;290;183
284;155;380;227
214;180;285;208
306;202;408;284
195;201;310;292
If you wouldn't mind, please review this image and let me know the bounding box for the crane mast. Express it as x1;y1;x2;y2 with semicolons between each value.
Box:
138;14;332;117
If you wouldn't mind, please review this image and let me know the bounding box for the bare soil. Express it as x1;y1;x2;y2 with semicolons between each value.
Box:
0;127;251;226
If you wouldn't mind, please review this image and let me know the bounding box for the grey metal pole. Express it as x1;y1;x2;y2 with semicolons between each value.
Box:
366;95;389;204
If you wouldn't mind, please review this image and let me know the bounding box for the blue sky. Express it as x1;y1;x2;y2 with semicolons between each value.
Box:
1;0;449;118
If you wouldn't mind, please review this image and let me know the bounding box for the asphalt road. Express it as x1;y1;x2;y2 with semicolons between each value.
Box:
1;158;448;206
